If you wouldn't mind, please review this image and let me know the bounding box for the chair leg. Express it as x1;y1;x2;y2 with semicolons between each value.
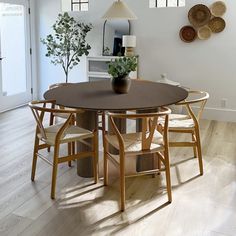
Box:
51;144;59;199
104;151;108;186
68;143;72;167
164;150;172;203
120;153;126;211
195;127;204;176
103;140;109;186
192;132;197;158
157;153;161;175
31;135;39;181
48;115;54;152
67;117;76;167
93;131;99;184
72;142;76;155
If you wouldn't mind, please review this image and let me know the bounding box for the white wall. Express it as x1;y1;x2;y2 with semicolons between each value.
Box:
36;0;236;121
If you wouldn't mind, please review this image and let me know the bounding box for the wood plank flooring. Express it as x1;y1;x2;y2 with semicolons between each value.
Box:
0;106;236;236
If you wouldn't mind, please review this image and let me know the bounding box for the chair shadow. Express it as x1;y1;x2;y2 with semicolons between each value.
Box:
61;182;98;195
59;183;105;204
170;156;196;166
170;155;202;189
110;202;171;235
173;172;201;190
56;155;202;235
57;175;171;235
83;201;171;235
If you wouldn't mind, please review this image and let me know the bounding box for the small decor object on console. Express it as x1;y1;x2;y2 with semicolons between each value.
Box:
158;73;180;86
108;56;137;94
41;12;92;83
122;35;136;56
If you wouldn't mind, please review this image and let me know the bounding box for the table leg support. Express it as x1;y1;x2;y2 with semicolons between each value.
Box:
77;111;98;178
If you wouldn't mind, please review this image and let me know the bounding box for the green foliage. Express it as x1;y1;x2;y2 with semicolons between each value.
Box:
41;12;92;82
103;47;111;56
108;56;137;79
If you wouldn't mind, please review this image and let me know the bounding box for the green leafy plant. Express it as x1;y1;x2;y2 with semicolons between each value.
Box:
108;56;137;79
41;12;92;83
103;47;111;56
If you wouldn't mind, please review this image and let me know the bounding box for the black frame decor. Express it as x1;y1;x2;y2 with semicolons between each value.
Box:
71;0;89;11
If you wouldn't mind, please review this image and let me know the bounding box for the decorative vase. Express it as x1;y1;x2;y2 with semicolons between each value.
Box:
111;76;131;94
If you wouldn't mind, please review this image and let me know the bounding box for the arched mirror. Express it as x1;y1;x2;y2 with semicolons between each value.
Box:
102;20;130;56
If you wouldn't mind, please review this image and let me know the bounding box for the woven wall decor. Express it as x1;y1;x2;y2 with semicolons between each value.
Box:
197;26;212;40
188;4;211;27
210;1;227;17
180;26;197;43
180;1;226;43
208;17;226;33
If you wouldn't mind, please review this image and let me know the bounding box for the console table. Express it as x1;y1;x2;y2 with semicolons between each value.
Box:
87;56;138;81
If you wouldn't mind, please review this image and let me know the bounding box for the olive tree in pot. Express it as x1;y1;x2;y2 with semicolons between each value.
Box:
108;56;137;94
41;12;92;83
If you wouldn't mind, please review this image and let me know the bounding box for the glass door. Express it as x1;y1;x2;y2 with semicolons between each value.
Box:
0;0;32;112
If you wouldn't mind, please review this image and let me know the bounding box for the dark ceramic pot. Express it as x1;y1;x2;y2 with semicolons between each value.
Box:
111;76;131;94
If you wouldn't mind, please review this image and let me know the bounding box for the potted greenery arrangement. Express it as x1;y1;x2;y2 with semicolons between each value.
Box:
108;56;137;94
41;12;92;83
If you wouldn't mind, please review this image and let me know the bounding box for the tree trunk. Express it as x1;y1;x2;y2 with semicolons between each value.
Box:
65;71;69;83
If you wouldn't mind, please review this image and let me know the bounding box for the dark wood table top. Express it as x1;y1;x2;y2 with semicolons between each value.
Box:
44;80;188;111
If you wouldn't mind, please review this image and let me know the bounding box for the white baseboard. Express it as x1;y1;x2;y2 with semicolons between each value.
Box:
201;107;236;123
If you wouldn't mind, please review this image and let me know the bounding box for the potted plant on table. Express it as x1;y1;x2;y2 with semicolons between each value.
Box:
108;56;137;94
41;12;92;83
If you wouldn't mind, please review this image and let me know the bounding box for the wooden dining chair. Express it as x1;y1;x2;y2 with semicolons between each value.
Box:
158;91;209;175
48;83;83;158
29;100;98;199
102;107;172;211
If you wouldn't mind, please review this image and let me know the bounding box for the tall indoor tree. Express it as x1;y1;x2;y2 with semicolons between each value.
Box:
41;12;92;83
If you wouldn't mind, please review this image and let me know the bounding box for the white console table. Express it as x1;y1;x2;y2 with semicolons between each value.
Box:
87;56;138;82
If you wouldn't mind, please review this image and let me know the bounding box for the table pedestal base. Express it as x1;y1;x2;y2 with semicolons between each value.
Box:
77;111;98;178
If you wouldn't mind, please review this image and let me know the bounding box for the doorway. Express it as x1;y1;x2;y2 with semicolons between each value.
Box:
0;0;32;112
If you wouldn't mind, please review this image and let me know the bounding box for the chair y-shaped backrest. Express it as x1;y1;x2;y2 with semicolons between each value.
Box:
105;107;171;152
29;100;75;142
176;91;209;123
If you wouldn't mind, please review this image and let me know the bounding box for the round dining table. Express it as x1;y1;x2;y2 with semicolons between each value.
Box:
44;80;188;177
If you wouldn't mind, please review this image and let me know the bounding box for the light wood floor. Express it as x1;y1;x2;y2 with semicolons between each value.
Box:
0;106;236;236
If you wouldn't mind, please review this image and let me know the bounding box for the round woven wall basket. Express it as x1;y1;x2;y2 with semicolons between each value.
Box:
179;26;197;43
188;4;211;27
208;17;226;33
210;1;227;17
197;26;212;40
